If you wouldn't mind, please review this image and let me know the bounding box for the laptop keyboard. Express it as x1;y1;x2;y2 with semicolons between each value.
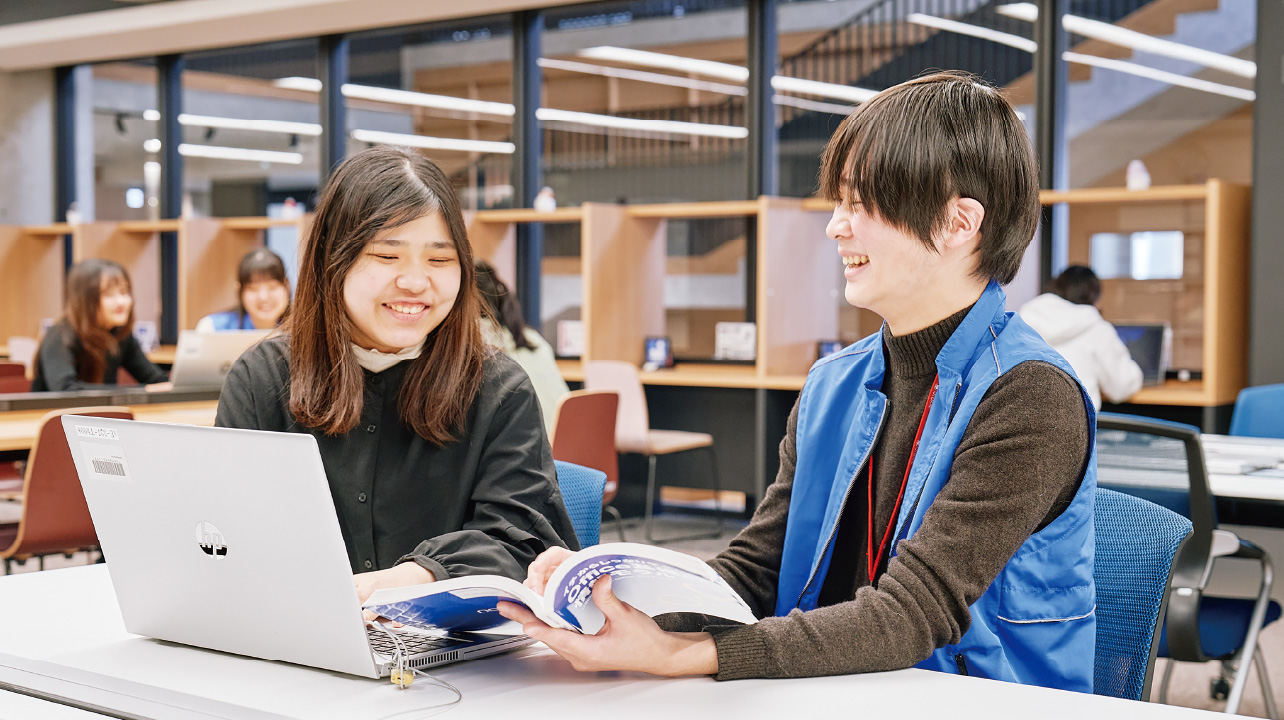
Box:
366;626;466;657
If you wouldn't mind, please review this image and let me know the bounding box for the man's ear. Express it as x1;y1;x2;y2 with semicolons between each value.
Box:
941;197;985;251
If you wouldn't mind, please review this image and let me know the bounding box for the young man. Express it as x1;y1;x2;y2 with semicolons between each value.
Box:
499;71;1097;692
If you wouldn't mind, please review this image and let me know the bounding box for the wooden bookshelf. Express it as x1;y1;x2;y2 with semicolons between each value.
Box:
1049;180;1250;407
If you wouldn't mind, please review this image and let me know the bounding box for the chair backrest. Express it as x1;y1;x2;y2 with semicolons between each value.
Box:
0;375;31;394
1229;384;1284;439
1096;412;1215;664
1093;487;1192;701
553;460;607;548
2;407;133;559
583;361;650;454
0;362;24;378
5;336;38;372
551;390;620;504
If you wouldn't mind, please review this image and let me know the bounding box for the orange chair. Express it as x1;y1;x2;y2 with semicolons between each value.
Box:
551;390;626;542
0;362;28;394
0;407;133;574
584;361;724;544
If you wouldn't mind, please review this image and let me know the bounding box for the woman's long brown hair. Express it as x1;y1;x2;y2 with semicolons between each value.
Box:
288;145;484;444
64;259;134;383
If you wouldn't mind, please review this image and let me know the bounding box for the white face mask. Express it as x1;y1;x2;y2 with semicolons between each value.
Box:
351;339;425;373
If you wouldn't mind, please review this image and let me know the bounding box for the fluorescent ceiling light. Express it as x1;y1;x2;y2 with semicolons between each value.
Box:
177;113;322;136
578;46;749;81
275;76;749;139
905;13;1254;101
143;138;161;153
997;3;1256;78
770;76;878;104
541;57;857;114
177;144;303;164
538;57;747;96
1064;51;1255;101
905;13;1036;52
576;46;877;104
350;129;516;154
274;77;515;117
773;95;855;115
535;107;748;139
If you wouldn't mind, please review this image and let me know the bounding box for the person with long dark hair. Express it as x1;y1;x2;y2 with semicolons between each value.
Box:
196;248;291;332
32;259;169;392
475;260;568;433
215;146;578;602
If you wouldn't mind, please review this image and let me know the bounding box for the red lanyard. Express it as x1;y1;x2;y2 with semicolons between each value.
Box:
867;375;939;584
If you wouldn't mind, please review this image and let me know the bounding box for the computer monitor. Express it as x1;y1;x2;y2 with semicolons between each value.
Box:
1113;323;1170;387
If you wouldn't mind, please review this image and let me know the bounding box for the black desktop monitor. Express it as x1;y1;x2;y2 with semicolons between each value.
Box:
1113;323;1169;386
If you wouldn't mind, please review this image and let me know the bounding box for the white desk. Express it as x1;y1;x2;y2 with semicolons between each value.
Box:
0;566;1214;720
1098;433;1284;504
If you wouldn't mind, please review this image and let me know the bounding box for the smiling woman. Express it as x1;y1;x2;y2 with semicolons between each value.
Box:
214;146;580;605
31;258;169;392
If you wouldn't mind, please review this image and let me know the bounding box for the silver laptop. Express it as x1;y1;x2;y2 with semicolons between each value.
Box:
61;416;534;679
169;330;271;388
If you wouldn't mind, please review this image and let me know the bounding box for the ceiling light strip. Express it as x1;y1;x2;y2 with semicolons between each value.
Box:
350;129;516;154
1063;51;1255;101
997;3;1256;78
905;13;1037;52
537;57;748;96
577;46;749;81
534;107;748;139
176;144;303;164
177;113;322;136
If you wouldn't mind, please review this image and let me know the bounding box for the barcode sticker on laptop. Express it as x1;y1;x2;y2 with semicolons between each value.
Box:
79;442;132;481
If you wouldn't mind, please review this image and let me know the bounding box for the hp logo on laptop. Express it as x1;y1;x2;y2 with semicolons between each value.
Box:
196;521;229;559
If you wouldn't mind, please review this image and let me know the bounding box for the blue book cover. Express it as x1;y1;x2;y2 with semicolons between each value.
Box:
363;543;756;635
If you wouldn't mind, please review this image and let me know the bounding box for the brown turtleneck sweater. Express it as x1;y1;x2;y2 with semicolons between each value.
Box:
660;306;1090;680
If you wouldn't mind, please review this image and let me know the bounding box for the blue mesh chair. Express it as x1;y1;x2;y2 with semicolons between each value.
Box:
1093;488;1192;701
1097;413;1280;717
554;460;607;548
1229;384;1284;439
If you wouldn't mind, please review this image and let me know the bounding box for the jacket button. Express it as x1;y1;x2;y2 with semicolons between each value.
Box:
371;375;381;386
364;559;373;569
358;492;367;503
366;424;377;433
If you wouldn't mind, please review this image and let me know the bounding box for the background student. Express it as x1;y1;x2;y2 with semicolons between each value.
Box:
475;260;568;433
1019;265;1144;409
195;248;292;332
215;146;578;603
32;258;170;392
501;72;1097;692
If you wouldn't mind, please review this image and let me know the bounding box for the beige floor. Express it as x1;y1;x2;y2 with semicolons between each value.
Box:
9;517;1284;716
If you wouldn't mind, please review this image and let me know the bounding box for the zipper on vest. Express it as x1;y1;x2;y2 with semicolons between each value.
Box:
795;402;888;609
954;653;969;676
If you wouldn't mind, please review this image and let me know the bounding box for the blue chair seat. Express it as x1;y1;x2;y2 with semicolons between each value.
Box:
1158;597;1283;660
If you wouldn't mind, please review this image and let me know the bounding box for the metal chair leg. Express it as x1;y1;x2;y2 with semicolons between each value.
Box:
603;505;627;542
1158;657;1176;704
1255;646;1280;720
644;447;726;545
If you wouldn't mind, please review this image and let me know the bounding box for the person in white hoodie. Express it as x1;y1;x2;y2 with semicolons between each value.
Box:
1019;265;1143;409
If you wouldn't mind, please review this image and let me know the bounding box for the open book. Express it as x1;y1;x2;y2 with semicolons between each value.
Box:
362;542;757;635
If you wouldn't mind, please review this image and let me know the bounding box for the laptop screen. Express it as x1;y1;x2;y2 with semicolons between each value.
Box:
1113;323;1168;386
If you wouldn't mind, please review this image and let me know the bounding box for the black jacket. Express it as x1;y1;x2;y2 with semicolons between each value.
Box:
32;321;168;391
214;335;579;580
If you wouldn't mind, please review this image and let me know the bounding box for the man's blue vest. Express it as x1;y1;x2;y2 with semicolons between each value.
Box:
775;281;1097;693
207;310;256;331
